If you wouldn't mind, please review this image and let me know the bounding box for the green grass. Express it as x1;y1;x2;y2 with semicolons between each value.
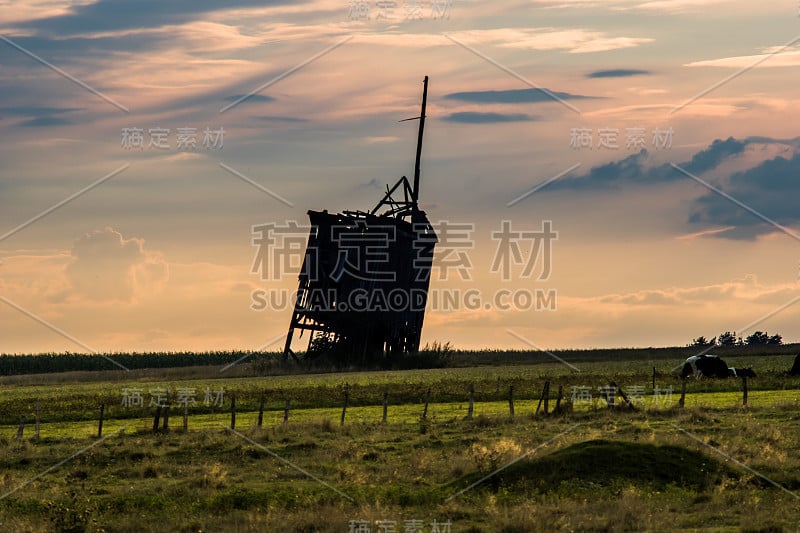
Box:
3;352;800;531
2;353;798;426
2;408;800;531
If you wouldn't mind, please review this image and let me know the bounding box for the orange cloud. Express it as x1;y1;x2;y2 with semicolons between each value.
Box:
65;227;168;302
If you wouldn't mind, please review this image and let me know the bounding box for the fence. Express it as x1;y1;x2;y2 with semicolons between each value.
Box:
9;376;753;440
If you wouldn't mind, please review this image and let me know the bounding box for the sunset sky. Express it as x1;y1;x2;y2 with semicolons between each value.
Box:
1;0;799;354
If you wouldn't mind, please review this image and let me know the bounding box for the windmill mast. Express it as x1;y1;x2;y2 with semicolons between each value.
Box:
412;75;428;207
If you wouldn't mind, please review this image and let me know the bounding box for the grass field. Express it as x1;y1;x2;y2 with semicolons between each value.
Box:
1;351;800;531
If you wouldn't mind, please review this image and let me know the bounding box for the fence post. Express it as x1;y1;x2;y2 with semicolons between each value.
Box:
555;385;563;414
652;366;656;390
422;388;430;420
153;405;162;433
382;388;388;424
341;385;349;427
163;403;170;431
98;404;105;438
183;402;189;432
535;382;547;415
496;376;500;396
742;376;748;406
283;399;290;425
543;381;550;414
35;402;40;441
615;383;634;409
467;383;474;420
257;394;265;428
16;416;25;440
230;395;236;430
679;380;686;408
508;386;515;417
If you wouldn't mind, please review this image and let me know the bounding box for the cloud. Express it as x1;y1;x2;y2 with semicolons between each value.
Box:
445;28;653;54
539;134;800;240
675;226;736;240
546;136;748;192
442;112;538;123
254;115;308;122
64;227;168;302
546;149;672;191
224;94;276;103
682;136;747;174
592;274;794;308
351;27;653;53
688;152;800;239
19;116;74;127
443;87;596;104
17;0;299;35
685;50;800;69
632;0;733;12
0;106;80;127
362;136;400;144
586;68;651;78
0;106;82;117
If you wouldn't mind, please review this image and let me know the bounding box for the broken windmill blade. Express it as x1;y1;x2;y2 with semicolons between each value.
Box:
283;76;438;365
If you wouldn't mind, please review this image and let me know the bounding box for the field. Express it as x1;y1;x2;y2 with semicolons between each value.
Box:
1;350;800;532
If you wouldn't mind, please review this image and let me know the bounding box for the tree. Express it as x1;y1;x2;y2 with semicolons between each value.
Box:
691;336;715;347
768;333;783;345
745;331;770;346
718;331;737;347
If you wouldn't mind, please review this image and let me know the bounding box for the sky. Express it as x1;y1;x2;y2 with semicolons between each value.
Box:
1;0;799;354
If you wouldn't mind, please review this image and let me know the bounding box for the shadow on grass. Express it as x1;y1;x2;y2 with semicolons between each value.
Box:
449;438;738;497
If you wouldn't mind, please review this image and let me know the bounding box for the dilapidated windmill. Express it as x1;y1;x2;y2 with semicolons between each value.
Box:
283;76;438;365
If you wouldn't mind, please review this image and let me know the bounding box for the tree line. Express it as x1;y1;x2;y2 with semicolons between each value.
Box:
690;331;783;348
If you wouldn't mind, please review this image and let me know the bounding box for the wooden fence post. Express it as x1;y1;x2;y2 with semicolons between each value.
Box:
183;402;189;432
16;416;25;440
615;383;634;409
230;395;236;430
535;381;548;415
98;404;105;438
422;388;430;420
555;385;563;413
283;399;290;425
257;394;265;428
543;381;550;414
508;386;515;417
742;376;748;406
162;403;170;431
341;385;349;427
652;367;656;391
679;380;686;408
382;388;388;424
153;405;162;433
35;402;40;441
467;383;474;420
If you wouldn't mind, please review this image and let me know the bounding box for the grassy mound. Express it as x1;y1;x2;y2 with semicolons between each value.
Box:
456;439;737;495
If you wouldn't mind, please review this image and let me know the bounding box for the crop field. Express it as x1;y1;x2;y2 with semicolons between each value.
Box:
1;351;800;531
